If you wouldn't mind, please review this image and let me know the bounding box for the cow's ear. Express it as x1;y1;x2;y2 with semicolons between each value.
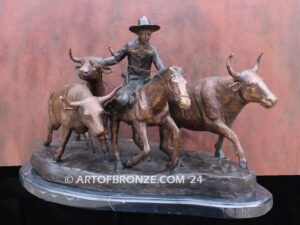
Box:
102;66;112;74
228;82;241;92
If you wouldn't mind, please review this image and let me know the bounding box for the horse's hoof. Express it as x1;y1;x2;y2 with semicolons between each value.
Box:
239;160;248;169
215;149;227;159
55;155;62;162
165;162;178;172
43;141;50;147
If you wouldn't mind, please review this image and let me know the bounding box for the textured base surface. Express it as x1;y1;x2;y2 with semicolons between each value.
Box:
20;162;273;218
31;138;256;198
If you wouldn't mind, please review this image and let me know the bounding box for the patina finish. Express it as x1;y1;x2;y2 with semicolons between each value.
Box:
89;17;191;170
43;83;121;162
91;16;165;110
160;53;277;169
69;48;112;97
108;66;190;171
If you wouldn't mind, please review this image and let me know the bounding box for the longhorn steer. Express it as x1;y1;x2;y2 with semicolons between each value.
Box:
160;52;277;168
69;48;112;96
43;83;121;162
69;48;113;142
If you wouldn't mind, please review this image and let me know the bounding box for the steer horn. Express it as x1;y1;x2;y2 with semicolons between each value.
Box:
98;85;122;104
69;48;82;63
59;96;81;108
253;51;264;73
226;53;240;80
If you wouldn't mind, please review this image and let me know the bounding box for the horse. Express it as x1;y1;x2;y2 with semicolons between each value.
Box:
108;66;191;171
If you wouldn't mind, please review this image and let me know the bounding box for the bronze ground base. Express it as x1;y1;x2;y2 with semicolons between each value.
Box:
31;138;256;198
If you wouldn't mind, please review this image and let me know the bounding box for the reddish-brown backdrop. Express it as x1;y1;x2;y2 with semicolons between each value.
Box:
0;0;299;175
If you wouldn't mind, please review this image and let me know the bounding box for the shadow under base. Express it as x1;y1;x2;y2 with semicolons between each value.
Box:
31;138;256;198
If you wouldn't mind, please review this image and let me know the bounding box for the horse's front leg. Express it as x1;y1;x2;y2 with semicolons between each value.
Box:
161;115;180;170
132;126;152;162
159;126;173;159
125;121;150;168
110;117;123;171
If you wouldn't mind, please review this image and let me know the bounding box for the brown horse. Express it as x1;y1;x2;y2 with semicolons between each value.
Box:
109;66;191;171
160;53;277;169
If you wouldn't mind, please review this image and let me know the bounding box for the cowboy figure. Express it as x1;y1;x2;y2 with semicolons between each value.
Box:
92;16;165;109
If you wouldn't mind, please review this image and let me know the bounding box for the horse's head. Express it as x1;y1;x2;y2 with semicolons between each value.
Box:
165;66;191;110
69;48;112;81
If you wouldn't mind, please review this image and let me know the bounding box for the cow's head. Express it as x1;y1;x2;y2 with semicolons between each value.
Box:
226;52;277;108
60;86;121;136
69;48;112;81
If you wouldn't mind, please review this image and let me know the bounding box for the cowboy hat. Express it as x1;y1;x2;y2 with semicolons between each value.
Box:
129;16;160;33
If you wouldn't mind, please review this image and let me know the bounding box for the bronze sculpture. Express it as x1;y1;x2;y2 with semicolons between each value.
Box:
91;16;165;109
160;53;278;168
68;48;113;97
68;48;113;142
108;66;190;171
27;17;277;203
43;83;121;162
90;16;191;170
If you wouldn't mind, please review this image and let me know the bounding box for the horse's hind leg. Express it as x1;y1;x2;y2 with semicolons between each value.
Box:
125;121;150;168
132;126;151;162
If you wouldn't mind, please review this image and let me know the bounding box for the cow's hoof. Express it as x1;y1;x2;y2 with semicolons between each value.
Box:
239;160;248;169
124;159;133;168
179;159;185;167
215;149;227;159
43;141;50;147
74;134;81;141
143;155;152;162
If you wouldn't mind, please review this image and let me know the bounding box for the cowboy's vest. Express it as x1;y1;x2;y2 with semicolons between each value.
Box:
102;39;164;78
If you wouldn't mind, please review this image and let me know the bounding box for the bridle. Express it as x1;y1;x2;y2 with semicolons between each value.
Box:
156;70;190;102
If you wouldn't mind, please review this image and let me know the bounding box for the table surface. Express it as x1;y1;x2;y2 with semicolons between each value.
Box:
19;162;273;219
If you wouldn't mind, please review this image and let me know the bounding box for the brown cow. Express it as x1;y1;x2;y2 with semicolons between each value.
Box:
69;48;113;142
160;52;277;169
69;48;112;96
43;83;121;162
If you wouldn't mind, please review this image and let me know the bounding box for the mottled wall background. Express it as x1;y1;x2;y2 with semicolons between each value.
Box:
0;0;299;175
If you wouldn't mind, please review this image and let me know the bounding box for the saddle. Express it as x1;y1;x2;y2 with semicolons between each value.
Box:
105;73;151;113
